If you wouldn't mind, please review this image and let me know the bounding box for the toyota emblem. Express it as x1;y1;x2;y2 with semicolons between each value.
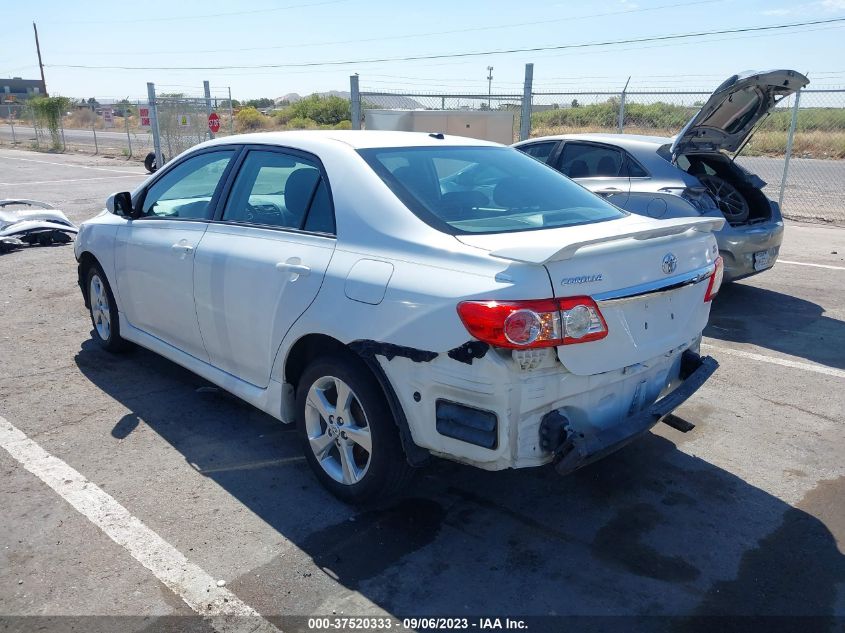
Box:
662;253;677;275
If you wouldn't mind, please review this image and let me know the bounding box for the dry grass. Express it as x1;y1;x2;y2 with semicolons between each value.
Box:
744;130;845;159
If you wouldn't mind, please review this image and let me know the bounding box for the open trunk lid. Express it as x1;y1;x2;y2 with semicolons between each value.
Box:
457;215;723;375
670;69;809;158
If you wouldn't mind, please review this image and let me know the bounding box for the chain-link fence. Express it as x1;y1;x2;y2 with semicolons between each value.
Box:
146;82;235;168
3;70;843;223
531;87;845;223
0;82;234;167
1;99;155;157
355;68;845;224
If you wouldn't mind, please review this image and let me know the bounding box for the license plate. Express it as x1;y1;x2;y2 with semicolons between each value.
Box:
753;249;773;271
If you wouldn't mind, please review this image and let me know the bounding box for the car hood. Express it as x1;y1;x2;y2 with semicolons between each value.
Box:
670;69;809;157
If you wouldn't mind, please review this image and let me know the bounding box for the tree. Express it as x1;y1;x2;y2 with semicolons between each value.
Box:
30;96;71;150
571;99;580;108
115;98;133;117
245;97;274;109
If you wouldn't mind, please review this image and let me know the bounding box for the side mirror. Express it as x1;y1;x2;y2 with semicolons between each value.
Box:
106;191;136;218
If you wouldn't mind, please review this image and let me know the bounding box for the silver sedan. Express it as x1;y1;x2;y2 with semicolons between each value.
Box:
515;69;809;281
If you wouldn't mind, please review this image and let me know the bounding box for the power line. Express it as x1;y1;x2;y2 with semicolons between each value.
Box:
44;0;723;56
45;16;845;71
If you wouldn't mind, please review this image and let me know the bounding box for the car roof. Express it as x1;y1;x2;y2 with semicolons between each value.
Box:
202;130;503;150
517;133;672;150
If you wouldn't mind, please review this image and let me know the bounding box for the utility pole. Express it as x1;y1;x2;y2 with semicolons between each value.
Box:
33;22;47;96
487;66;494;109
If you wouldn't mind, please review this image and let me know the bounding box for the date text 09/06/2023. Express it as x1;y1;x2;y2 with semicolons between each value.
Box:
306;617;529;630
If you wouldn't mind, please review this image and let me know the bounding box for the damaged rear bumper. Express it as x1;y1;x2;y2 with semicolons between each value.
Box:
544;350;718;475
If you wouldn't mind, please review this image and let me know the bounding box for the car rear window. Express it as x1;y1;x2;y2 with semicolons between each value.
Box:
358;146;625;234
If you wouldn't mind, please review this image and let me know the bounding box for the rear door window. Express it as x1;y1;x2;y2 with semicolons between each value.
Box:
518;141;558;163
556;142;625;178
222;150;335;234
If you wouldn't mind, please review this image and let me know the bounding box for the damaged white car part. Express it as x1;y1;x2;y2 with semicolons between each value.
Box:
0;200;79;248
74;131;723;503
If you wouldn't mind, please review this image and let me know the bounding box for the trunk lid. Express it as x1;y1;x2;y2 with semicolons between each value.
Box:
457;215;723;375
670;69;809;157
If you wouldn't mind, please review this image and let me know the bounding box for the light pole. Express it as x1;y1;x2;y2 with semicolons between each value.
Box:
487;66;494;109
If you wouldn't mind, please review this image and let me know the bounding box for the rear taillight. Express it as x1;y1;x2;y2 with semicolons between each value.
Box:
559;297;609;343
704;256;724;302
457;297;608;349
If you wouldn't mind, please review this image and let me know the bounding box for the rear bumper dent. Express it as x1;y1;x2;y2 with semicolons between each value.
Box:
549;350;718;475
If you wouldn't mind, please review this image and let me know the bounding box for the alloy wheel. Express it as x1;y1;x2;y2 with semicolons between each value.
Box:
304;375;372;485
89;274;111;341
698;175;750;224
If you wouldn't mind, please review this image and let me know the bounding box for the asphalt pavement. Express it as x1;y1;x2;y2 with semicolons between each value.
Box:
1;148;844;632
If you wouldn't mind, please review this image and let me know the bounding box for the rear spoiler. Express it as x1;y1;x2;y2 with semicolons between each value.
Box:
488;217;725;265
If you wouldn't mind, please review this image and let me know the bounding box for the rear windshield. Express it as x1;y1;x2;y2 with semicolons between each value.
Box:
358;146;625;234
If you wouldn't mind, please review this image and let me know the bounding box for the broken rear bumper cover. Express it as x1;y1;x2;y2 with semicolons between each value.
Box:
375;340;717;472
542;350;718;475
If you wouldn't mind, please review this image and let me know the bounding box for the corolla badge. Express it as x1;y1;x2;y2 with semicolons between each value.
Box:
662;253;678;275
561;273;603;285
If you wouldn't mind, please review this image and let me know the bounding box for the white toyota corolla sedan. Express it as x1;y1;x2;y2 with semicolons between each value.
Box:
75;130;723;503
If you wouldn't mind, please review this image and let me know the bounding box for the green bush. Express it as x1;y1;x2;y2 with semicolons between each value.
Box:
273;108;295;125
289;94;350;126
235;106;267;131
532;99;695;131
286;116;319;130
333;120;352;130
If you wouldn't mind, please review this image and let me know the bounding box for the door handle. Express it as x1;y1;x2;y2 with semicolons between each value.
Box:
171;242;194;254
275;261;311;277
595;187;622;196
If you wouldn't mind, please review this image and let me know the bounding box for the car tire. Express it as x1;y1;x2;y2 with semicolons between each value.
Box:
86;265;130;353
698;174;750;224
296;353;414;504
144;151;157;173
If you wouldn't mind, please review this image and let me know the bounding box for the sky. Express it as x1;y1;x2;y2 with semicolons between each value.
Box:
2;0;844;102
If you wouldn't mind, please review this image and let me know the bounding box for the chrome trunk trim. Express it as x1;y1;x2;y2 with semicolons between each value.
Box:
593;263;714;303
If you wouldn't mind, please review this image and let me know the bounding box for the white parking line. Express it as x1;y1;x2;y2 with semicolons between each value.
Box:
778;260;845;271
0;155;142;175
702;343;845;379
0;416;280;633
0;175;143;186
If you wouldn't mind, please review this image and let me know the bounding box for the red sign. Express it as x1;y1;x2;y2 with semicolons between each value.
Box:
139;107;150;127
140;117;151;127
208;112;221;134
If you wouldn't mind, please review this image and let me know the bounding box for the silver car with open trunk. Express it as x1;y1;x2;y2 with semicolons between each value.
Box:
515;69;810;281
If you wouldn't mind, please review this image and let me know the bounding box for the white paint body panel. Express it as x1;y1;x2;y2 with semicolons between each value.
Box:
114;219;209;361
193;223;336;387
75;131;719;471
